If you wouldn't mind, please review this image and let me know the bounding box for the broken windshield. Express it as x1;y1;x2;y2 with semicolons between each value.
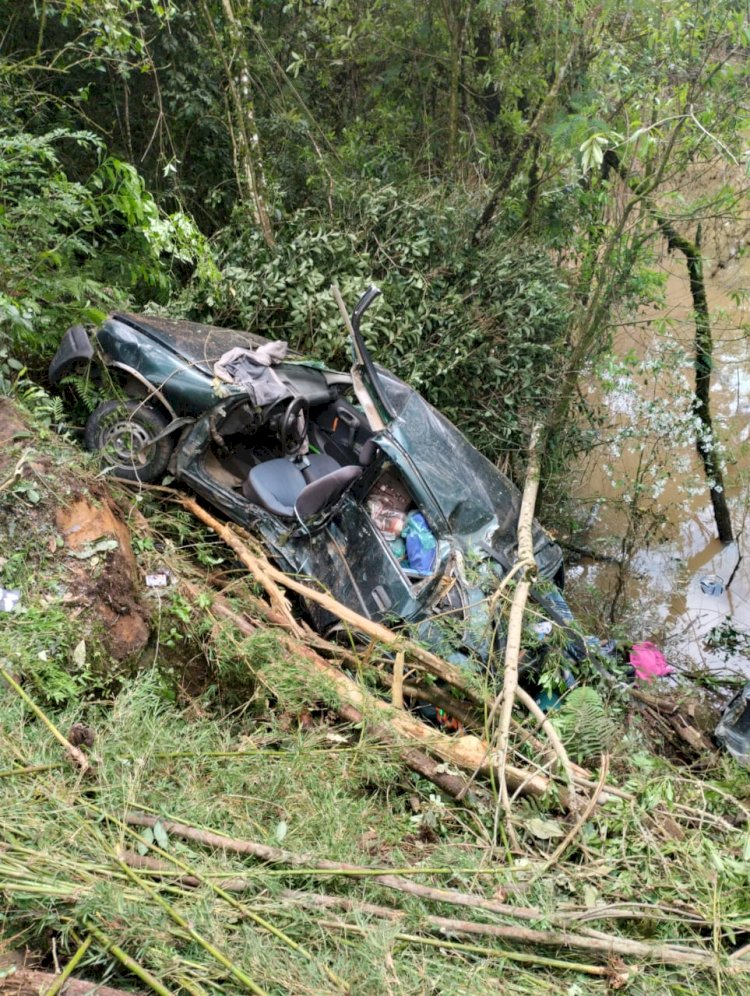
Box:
376;369;522;547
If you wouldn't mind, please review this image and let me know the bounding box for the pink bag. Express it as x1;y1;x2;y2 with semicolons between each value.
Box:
629;641;673;682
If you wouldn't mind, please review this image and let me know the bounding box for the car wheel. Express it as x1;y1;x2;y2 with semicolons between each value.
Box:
85;399;173;482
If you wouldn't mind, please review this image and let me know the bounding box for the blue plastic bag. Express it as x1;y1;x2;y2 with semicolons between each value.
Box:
402;512;436;574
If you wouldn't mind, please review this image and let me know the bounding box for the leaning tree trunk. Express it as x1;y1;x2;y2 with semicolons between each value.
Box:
657;219;733;543
601;151;733;543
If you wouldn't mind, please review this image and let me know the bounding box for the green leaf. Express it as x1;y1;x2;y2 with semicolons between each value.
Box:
72;640;86;668
527;817;565;840
153;820;170;850
136;827;154;856
274;820;288;843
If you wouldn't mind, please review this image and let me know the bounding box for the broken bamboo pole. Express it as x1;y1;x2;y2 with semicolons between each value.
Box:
185;583;475;800
187;581;551;800
122;814;738;973
182;498;486;706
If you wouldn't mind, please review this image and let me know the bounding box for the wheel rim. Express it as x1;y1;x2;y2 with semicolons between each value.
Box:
99;417;154;469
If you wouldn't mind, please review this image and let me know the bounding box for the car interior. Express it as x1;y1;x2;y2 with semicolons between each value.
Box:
199;387;438;579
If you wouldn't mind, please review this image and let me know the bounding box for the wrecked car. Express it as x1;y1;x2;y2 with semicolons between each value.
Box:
49;286;573;667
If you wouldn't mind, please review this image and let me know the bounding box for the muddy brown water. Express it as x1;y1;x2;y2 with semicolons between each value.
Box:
570;224;750;679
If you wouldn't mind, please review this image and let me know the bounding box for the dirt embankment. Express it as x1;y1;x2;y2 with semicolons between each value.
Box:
0;398;150;661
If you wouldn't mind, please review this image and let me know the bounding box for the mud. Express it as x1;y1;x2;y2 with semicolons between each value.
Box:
0;398;150;662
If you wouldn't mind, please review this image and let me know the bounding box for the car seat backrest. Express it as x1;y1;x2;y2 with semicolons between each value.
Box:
295;465;363;519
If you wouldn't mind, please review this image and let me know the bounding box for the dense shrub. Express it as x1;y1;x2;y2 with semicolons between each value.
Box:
183;182;571;461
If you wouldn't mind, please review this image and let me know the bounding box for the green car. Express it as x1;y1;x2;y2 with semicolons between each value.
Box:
49;287;568;664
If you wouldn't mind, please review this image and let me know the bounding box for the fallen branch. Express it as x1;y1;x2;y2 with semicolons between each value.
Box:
0;665;91;775
187;583;476;800
541;754;610;872
182;498;486;706
514;685;578;812
314;914;614;977
284;890;726;971
0;967;139;996
185;581;552;799
491;423;543;830
117;841;715;933
124;811;553;920
122;810;742;972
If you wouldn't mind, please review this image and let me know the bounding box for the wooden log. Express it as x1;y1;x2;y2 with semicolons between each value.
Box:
0;968;140;996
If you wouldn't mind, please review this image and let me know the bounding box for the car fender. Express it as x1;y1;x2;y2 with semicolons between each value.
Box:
48;325;93;385
105;360;177;420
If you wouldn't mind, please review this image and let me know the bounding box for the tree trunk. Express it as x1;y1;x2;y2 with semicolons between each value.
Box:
442;1;467;164
590;151;733;543
202;0;275;247
662;222;733;543
471;39;579;244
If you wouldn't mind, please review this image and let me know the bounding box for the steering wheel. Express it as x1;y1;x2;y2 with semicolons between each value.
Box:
280;396;309;456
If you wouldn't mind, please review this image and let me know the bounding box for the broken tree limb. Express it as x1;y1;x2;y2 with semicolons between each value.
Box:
192;581;551;798
185;582;475;800
490;423;543;823
182;497;486;704
183;506;606;807
0;967;140;996
120;815;735;973
124;811;546;919
286;891;731;972
184;503;304;638
118;845;714;931
391;650;405;709
541;755;610;873
514;685;578;812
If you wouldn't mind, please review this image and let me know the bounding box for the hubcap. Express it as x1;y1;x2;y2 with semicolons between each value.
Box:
100;418;153;468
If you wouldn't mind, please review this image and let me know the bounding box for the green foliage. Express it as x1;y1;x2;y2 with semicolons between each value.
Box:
0;126;218;366
183;184;571;460
551;686;618;764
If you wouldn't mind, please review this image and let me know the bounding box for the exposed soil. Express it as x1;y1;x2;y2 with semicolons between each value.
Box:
55;497;150;660
0;398;150;661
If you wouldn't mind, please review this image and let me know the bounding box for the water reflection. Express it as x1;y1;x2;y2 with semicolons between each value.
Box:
570;237;750;677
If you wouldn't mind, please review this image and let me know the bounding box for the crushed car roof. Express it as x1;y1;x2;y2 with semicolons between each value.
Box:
113;312;283;376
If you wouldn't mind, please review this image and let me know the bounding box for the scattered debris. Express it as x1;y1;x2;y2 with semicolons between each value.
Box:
67;722;96;749
145;571;172;588
66;537;120;560
630;641;673;682
0;588;20;612
700;574;726;596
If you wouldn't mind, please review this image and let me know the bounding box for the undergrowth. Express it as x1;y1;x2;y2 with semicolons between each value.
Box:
1;396;750;994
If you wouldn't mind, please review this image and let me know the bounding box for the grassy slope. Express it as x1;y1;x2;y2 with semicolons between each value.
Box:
1;394;749;995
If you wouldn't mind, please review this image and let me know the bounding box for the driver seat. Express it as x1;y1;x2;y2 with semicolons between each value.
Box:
242;458;362;519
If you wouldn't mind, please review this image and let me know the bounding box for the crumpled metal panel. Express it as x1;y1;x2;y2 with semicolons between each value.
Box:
275;498;423;630
114;312;273;374
375;370;562;580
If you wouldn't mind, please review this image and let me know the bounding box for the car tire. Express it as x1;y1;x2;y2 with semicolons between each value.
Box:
85;399;173;482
